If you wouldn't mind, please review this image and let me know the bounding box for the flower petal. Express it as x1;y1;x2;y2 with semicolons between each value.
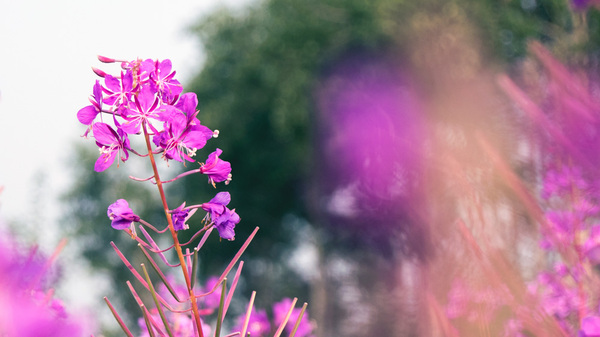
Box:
94;151;117;172
92;122;117;145
77;105;99;125
210;192;231;206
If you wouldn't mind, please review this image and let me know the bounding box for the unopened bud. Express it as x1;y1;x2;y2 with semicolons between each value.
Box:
92;67;107;78
97;55;116;63
213;130;220;138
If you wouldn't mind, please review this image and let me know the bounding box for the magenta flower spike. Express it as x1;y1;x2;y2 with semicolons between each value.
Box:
73;55;301;337
199;149;232;186
153;113;211;163
107;199;140;230
77;80;103;126
93;122;130;172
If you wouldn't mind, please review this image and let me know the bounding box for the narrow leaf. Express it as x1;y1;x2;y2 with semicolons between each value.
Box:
141;263;174;337
196;227;259;300
214;278;228;337
222;261;244;320
274;298;298;337
191;248;199;289
141;305;157;337
127;281;167;336
288;303;308;337
104;296;135;337
139;244;182;302
239;291;256;337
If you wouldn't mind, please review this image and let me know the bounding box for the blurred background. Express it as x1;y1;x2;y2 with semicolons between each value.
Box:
2;0;600;336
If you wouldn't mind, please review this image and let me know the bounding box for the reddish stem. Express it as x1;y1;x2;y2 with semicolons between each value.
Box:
141;120;204;337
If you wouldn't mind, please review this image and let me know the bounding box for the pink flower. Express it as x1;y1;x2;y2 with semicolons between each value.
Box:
150;59;182;102
201;192;240;240
200;149;232;186
92;122;130;172
107;199;140;230
170;203;190;231
77;80;103;126
102;70;134;107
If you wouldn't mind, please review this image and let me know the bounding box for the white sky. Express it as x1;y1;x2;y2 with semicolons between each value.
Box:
0;0;253;328
0;0;252;234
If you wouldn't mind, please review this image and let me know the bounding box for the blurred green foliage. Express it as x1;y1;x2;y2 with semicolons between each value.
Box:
182;0;584;289
184;0;398;306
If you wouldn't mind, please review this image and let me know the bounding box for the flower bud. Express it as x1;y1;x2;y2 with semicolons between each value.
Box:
97;55;116;63
92;67;107;78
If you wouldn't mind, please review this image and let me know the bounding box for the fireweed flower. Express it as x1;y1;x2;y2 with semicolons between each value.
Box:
199;148;232;186
93;122;130;172
107;199;140;230
153;112;212;162
153;92;214;163
150;59;183;102
201;192;240;240
170;203;190;231
102;70;134;107
171;92;215;141
174;92;200;124
77;80;103;127
119;84;163;134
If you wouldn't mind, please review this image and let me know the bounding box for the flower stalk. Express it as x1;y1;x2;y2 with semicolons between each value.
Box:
142;120;205;336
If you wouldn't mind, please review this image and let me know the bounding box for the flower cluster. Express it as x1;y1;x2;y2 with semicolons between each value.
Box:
492;43;600;336
77;56;237;240
526;44;600;336
442;43;600;337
